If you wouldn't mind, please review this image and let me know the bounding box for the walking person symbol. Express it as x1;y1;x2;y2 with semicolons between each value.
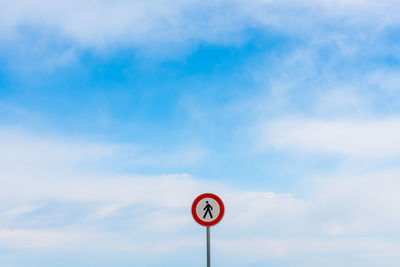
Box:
203;201;213;219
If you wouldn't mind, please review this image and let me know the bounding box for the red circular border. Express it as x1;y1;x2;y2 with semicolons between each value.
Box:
191;193;225;227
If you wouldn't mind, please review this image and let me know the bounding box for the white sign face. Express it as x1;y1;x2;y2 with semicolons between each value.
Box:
195;197;221;223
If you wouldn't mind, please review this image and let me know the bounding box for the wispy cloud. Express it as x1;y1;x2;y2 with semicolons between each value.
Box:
1;0;399;50
0;127;209;177
258;117;400;158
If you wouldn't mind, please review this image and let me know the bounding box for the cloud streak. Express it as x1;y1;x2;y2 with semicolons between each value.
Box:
1;0;399;50
258;117;400;158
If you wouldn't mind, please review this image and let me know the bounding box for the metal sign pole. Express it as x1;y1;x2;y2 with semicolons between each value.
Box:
207;226;210;267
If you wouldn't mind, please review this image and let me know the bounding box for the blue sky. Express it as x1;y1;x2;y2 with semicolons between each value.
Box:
1;0;400;266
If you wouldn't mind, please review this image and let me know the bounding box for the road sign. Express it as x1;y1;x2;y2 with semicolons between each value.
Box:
192;193;225;267
192;193;225;227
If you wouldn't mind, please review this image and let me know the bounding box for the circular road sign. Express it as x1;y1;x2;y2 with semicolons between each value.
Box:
192;193;225;227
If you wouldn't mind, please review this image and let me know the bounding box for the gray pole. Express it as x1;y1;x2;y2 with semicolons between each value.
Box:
207;226;210;267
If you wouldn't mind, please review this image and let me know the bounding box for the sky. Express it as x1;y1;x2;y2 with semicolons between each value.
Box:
1;0;400;266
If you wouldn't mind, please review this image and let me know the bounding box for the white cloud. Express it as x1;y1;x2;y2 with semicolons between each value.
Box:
213;168;400;264
368;70;400;94
2;127;400;265
258;117;400;158
311;169;400;235
0;127;208;176
0;0;399;50
314;88;367;115
0;0;245;50
216;237;400;265
2;205;41;217
0;229;98;250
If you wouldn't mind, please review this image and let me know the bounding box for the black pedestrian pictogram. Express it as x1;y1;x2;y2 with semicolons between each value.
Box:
203;201;213;219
